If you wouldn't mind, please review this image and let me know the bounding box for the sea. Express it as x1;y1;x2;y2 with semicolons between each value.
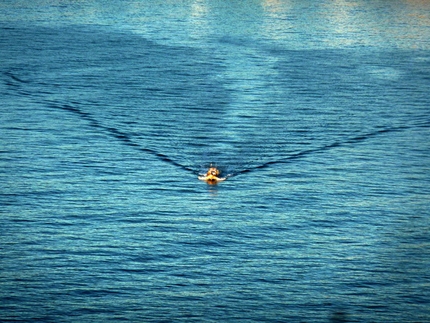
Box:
1;1;429;322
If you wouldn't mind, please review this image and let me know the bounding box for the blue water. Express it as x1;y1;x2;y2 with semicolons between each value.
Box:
1;1;430;322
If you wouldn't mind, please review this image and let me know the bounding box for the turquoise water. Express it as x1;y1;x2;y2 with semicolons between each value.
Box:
1;1;430;322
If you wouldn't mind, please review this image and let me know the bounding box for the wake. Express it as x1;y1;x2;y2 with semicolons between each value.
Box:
4;70;429;180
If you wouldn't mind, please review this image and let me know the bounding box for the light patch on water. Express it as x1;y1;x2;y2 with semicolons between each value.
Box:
364;66;403;81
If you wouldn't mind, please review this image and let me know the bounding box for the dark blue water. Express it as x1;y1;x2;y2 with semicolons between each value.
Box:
1;1;430;322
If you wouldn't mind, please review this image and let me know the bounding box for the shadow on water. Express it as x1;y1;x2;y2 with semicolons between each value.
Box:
329;310;349;323
4;70;430;180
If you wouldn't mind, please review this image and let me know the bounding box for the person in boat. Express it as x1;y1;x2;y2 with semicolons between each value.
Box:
198;167;226;184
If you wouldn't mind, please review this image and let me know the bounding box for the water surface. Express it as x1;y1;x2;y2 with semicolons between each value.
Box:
1;1;430;322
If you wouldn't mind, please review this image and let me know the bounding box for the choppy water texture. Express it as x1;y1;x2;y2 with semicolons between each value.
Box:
1;1;430;322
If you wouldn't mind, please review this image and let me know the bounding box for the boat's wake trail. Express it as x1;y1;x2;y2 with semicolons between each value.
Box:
52;102;197;174
4;70;430;180
26;103;430;179
232;124;422;177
